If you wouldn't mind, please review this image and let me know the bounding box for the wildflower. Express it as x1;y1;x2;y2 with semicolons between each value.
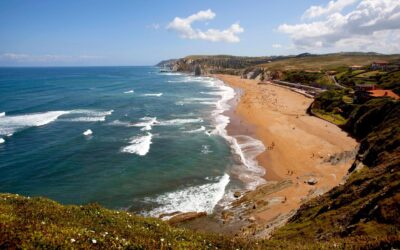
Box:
70;238;76;243
160;238;165;242
41;221;46;225
91;239;97;244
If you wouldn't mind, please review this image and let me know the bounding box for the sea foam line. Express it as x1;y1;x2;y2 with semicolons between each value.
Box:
143;173;230;218
207;77;266;189
142;93;163;97
0;109;114;137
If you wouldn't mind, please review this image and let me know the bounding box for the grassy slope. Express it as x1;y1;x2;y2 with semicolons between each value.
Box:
257;54;400;71
0;194;249;249
1;193;367;249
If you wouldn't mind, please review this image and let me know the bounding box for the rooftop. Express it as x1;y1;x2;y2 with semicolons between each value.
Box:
368;89;400;100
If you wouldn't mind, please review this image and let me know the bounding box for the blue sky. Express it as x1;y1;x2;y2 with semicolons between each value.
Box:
0;0;399;66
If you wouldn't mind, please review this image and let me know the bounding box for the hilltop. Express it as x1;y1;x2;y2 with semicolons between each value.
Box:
160;53;400;90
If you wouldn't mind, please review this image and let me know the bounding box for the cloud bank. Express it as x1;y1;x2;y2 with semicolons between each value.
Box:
278;0;400;53
167;9;244;43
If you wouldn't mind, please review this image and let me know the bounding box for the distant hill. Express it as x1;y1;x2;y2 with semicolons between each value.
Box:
157;52;400;75
155;58;178;68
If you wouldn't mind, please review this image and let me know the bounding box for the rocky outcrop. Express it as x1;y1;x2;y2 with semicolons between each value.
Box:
159;55;273;76
168;212;207;225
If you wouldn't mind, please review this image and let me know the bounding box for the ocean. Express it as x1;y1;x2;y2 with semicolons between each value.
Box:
0;67;265;217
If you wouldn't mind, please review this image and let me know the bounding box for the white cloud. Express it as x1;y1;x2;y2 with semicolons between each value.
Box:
303;0;359;19
167;9;244;43
272;44;282;48
0;53;103;63
278;0;400;53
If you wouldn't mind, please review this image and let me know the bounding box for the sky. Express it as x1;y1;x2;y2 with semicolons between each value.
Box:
0;0;399;66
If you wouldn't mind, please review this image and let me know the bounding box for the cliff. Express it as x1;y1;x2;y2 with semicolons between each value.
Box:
271;95;400;247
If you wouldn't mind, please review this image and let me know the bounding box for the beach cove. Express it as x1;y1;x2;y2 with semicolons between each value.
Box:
181;74;358;236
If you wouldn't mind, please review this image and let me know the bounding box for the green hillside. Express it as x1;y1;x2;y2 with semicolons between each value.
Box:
257;53;400;71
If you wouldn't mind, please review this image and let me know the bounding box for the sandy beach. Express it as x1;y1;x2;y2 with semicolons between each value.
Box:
214;74;358;235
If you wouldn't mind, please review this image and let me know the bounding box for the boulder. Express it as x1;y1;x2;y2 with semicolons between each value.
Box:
248;216;256;222
233;191;241;198
305;178;318;185
168;212;207;225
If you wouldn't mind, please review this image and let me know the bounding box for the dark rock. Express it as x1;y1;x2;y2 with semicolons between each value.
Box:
305;178;318;185
233;191;241;198
194;65;202;76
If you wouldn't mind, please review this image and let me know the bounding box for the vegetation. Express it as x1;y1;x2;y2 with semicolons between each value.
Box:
309;89;355;124
290;93;400;248
2;192;399;249
283;71;335;89
0;194;253;249
379;71;400;95
257;53;400;71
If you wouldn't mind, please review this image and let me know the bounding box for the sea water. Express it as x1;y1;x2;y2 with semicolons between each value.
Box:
0;67;265;216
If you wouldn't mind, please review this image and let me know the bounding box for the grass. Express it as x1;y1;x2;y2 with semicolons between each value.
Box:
342;95;353;104
335;71;347;80
310;109;347;125
354;70;387;78
0;193;249;249
351;69;365;76
257;54;400;71
2;193;399;249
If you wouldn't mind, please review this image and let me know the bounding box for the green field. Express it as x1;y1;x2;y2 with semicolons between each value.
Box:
257;53;400;71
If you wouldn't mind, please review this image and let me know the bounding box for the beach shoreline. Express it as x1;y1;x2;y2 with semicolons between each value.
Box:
179;74;358;236
216;74;358;235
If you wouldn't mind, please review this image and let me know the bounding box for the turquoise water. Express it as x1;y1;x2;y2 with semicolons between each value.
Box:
0;67;265;216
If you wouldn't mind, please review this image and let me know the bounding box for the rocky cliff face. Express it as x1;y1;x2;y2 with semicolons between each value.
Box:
273;98;400;245
163;55;273;76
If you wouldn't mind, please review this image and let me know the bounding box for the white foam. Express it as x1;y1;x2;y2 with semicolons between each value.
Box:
205;78;266;189
184;126;206;133
121;132;152;156
143;93;163;97
61;109;114;123
83;129;93;136
159;72;183;76
144;174;230;217
158;118;203;126
124;90;134;94
0;138;4;144
0;111;70;136
65;117;108;122
168;76;218;86
176;97;218;106
0;109;113;136
0;112;5;117
132;117;158;131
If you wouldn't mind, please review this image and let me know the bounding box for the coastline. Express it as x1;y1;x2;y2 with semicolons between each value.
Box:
182;74;359;236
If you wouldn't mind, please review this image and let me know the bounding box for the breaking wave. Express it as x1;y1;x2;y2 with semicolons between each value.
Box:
121;132;152;156
143;93;163;97
0;109;114;137
143;174;230;217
